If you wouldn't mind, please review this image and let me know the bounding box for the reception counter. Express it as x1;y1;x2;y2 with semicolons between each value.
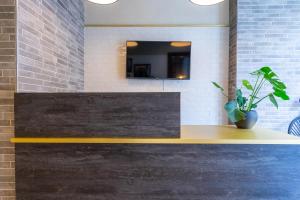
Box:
12;126;300;200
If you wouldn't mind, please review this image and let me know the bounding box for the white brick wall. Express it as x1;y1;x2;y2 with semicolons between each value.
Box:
17;0;84;92
85;27;229;125
230;0;300;131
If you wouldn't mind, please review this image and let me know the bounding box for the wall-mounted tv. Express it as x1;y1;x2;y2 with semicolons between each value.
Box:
126;41;191;80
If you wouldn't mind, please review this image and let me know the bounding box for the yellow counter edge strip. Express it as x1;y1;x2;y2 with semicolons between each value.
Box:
10;138;300;145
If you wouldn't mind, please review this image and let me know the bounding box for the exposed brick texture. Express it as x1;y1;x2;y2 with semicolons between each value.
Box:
0;0;16;199
17;0;84;92
228;0;237;100
229;0;300;131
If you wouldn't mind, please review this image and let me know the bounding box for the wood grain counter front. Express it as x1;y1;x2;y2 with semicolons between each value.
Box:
12;126;300;200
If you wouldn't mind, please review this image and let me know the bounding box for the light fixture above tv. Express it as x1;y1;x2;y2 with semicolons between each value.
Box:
190;0;225;5
126;41;191;80
87;0;224;6
87;0;119;5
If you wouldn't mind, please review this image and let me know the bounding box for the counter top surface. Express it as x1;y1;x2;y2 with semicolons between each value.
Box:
11;125;300;144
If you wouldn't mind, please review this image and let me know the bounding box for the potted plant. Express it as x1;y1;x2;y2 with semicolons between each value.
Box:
212;66;290;129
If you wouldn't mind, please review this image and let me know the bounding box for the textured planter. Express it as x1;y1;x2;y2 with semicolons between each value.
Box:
235;110;258;129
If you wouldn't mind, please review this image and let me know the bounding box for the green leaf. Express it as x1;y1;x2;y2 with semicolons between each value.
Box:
242;80;254;91
236;89;247;108
260;66;272;74
236;89;242;98
229;109;246;123
256;67;287;91
250;69;261;76
251;104;257;110
268;72;277;79
251;66;272;76
269;94;278;109
273;88;290;100
242;97;248;106
272;80;286;90
224;101;246;122
212;82;224;92
224;100;237;113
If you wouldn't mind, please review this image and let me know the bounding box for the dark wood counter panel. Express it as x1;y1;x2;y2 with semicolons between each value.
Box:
16;143;300;200
15;93;180;138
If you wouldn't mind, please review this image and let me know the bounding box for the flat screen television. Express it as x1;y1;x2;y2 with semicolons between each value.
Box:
126;41;191;80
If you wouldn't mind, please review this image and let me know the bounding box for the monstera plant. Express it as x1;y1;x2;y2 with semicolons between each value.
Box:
212;66;289;129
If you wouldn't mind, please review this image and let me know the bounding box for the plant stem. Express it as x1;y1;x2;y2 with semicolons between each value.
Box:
247;76;266;111
246;75;260;109
253;94;270;105
246;75;262;111
255;79;266;98
251;79;266;110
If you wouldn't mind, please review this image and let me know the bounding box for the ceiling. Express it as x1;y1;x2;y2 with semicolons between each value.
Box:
85;0;229;26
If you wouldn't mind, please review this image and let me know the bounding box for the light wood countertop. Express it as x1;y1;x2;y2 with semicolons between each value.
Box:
11;125;300;145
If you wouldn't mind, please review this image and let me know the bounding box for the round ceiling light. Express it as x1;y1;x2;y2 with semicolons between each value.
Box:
87;0;119;5
190;0;225;5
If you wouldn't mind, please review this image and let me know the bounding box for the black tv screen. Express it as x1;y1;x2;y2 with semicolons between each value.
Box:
126;41;191;80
